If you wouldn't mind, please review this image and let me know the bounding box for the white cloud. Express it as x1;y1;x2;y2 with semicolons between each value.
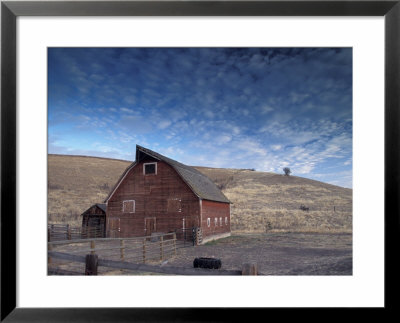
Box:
236;139;268;157
120;107;133;114
159;146;185;159
204;110;215;119
118;115;152;134
124;95;136;104
344;159;352;166
89;74;105;83
260;105;274;114
289;92;310;104
158;120;172;130
293;163;315;174
214;135;232;145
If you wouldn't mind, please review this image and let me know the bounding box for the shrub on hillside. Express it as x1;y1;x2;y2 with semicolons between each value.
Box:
283;167;291;176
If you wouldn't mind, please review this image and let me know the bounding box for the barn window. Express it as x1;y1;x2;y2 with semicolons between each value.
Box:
207;218;210;227
123;200;135;213
167;198;182;212
143;162;157;175
220;217;223;226
214;218;218;226
225;217;228;225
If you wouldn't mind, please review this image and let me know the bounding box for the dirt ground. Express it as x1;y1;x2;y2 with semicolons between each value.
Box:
166;232;353;275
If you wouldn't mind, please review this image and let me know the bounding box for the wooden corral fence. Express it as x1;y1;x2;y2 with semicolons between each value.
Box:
48;232;259;275
48;251;258;275
174;227;202;246
48;232;178;268
48;224;201;245
48;223;104;241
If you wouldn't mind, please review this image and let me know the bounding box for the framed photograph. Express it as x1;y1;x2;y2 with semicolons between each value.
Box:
2;0;399;321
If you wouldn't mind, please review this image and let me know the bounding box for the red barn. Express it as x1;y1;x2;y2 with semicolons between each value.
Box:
104;145;231;243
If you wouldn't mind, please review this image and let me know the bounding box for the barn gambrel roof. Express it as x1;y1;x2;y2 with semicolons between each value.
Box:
104;145;231;204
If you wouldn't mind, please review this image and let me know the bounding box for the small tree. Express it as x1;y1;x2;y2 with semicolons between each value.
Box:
283;167;291;176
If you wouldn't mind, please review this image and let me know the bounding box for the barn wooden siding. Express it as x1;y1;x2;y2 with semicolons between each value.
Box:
201;200;231;239
107;158;200;237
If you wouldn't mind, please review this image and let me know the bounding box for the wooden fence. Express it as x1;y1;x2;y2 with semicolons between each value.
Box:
48;224;200;244
48;250;258;276
48;224;104;241
48;232;259;275
48;232;178;266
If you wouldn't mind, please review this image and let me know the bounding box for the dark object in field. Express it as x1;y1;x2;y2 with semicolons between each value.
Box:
299;205;309;212
193;257;222;269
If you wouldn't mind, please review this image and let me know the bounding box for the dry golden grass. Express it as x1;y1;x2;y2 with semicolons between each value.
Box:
48;154;131;225
48;155;352;233
195;167;352;233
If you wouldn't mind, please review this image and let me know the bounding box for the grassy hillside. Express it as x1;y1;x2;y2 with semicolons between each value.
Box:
48;154;131;224
48;154;352;233
195;167;352;233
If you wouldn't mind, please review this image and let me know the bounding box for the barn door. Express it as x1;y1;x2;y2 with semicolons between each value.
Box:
183;217;196;242
145;217;156;236
184;217;196;230
108;217;120;238
87;217;101;238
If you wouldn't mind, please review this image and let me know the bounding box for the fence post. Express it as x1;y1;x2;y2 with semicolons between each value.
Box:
160;235;164;261
142;238;146;263
120;239;125;261
173;233;176;256
90;240;95;255
242;263;258;275
85;254;98;275
67;224;71;240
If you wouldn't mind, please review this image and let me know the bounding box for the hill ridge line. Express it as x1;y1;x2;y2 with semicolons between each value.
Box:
48;153;351;190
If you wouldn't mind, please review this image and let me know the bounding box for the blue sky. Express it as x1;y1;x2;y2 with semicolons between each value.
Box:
48;48;352;188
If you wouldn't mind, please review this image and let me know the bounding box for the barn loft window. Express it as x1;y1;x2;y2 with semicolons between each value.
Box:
220;217;223;226
215;218;218;226
207;218;210;227
143;162;157;175
225;217;228;225
168;198;182;212
123;200;135;213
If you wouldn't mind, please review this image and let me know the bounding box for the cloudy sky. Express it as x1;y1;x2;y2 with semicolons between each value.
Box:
48;48;352;188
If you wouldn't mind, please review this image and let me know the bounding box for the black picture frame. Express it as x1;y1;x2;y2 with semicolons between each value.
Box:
1;1;399;321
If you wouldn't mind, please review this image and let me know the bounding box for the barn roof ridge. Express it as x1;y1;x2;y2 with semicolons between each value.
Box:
135;145;231;204
104;162;137;203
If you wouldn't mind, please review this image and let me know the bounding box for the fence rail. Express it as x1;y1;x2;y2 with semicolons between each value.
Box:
48;224;201;244
48;224;105;241
48;231;260;275
48;232;178;272
48;250;256;276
